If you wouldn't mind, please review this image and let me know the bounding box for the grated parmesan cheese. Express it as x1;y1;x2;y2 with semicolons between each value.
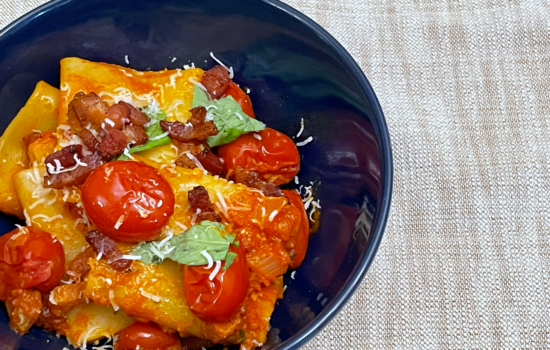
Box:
49;292;57;305
209;52;234;78
191;208;201;225
296;118;305;137
31;214;63;223
79;325;101;350
296;136;313;147
108;290;119;312
28;198;45;210
188;77;207;92
104;118;115;127
209;260;222;281
121;254;142;260
149;132;169;141
114;215;125;230
291;271;296;280
253;133;262;140
23;210;31;226
201;250;214;269
139;288;164;303
174;221;188;231
268;210;278;222
124;55;129;64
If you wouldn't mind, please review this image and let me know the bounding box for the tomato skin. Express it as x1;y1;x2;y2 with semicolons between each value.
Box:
183;244;249;323
81;161;175;242
282;190;310;269
0;227;65;300
223;82;255;118
116;322;181;350
218;128;300;186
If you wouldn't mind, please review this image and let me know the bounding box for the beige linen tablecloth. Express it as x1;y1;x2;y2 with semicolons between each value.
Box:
2;0;550;348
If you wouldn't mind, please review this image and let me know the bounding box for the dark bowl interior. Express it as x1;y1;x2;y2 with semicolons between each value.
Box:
0;0;392;349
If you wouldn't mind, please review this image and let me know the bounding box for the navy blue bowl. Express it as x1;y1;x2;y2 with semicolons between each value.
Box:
0;0;392;349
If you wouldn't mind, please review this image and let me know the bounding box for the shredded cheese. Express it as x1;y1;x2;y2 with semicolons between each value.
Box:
174;221;188;230
149;131;169;141
41;95;54;104
201;250;214;268
121;254;142;260
104;118;115;127
291;271;296;279
80;325;101;350
28;198;45;210
191;208;202;225
296;136;313;147
48;292;57;305
23;210;31;226
209;52;234;78
139;288;163;302
253;133;262;140
296;118;305;137
108;290;119;312
124;55;129;64
114;215;125;230
216;191;229;217
31;214;63;223
188;77;207;92
157;232;173;249
269;210;278;222
209;260;222;281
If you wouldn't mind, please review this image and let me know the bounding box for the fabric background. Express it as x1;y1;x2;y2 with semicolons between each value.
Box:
2;0;550;348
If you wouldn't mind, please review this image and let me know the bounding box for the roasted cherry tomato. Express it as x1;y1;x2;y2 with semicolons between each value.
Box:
0;226;65;300
282;190;310;269
115;322;182;350
183;244;249;323
223;81;255;119
82;161;175;242
218;128;300;186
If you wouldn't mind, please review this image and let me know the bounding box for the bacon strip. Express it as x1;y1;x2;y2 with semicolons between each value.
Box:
44;145;83;172
85;230;132;271
67;91;109;130
44;153;105;189
202;65;231;99
160;106;218;143
188;186;221;222
66;246;95;283
232;167;283;197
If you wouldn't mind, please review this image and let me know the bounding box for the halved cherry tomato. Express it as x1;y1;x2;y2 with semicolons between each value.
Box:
115;322;181;350
81;161;175;242
183;244;249;323
223;81;255;118
282;190;310;269
0;226;65;300
218;128;300;186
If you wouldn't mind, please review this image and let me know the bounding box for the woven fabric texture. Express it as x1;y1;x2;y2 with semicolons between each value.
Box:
2;0;550;349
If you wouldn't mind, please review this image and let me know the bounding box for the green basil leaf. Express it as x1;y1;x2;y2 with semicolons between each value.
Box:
132;221;238;267
191;86;265;147
115;104;171;160
223;252;237;270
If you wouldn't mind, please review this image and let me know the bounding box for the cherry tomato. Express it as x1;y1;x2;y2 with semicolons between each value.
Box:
223;81;255;118
282;190;310;269
218;128;300;186
116;322;181;350
183;244;249;323
82;161;175;242
0;226;65;300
